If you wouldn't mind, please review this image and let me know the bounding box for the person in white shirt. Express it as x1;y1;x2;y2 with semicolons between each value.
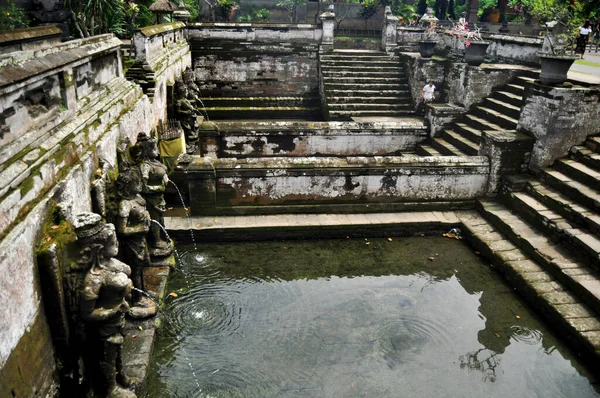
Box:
576;20;592;58
421;81;436;103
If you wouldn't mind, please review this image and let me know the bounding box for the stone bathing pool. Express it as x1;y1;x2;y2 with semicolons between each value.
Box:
142;237;600;397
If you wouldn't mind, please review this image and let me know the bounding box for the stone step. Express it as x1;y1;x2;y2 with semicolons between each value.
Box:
504;83;526;96
329;109;415;119
570;146;600;172
525;180;600;237
321;65;400;72
416;144;441;156
554;159;600;192
482;97;521;120
322;76;408;84
328;103;414;111
477;199;600;315
472;106;519;130
199;97;318;107
429;137;466;156
321;53;392;60
204;106;321;120
442;130;479;155
325;89;411;97
462;114;506;133
321;71;404;78
585;136;600;154
491;90;523;108
507;190;600;272
452;122;483;143
327;96;411;104
324;82;408;90
539;168;600;214
320;60;399;68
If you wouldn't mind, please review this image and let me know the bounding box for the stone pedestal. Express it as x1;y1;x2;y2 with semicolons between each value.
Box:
479;130;534;195
319;6;335;53
381;6;399;53
425;103;465;137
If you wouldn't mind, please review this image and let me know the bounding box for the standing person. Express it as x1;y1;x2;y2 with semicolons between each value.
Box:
575;20;592;59
421;81;436;103
590;22;600;53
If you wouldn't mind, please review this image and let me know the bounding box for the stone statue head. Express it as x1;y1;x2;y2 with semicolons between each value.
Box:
116;168;143;198
134;133;159;161
183;68;195;85
74;213;119;267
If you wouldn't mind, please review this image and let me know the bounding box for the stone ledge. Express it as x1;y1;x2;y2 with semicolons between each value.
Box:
0;25;62;45
138;22;185;38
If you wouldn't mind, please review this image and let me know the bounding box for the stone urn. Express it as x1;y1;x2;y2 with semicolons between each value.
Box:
419;40;438;58
538;53;577;85
464;41;490;66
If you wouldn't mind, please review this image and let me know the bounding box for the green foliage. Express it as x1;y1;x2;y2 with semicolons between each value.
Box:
477;0;497;16
216;0;238;21
238;7;270;22
393;1;417;21
358;0;379;20
276;0;307;22
0;0;29;31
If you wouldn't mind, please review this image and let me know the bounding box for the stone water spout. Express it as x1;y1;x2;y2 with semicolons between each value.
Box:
74;212;137;398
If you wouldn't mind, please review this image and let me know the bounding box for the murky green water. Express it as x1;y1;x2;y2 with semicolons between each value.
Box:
143;237;600;397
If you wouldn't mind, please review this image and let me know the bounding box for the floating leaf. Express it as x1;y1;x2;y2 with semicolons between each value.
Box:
167;207;174;210
132;335;137;339
428;256;435;261
346;236;350;239
138;326;143;331
387;238;393;242
494;332;500;337
366;242;371;245
50;225;59;230
475;251;480;255
169;292;178;298
515;315;521;319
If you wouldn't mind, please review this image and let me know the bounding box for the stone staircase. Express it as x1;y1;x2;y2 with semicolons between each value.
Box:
417;73;536;156
468;136;600;359
198;96;321;120
320;50;414;121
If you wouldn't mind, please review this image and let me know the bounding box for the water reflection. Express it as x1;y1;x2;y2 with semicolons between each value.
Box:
143;237;600;398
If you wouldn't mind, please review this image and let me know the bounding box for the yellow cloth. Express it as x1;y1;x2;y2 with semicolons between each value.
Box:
159;134;186;157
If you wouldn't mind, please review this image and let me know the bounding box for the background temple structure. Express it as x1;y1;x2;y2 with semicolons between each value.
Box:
1;7;600;396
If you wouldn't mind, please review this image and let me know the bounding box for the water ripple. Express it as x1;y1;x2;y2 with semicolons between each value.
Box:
510;325;543;345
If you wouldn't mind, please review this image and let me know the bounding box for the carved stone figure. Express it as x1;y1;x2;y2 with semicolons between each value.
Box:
115;169;157;319
175;80;200;153
74;213;136;398
135;133;173;259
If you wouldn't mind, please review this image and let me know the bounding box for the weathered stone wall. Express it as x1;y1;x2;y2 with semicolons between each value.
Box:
188;24;320;98
396;27;425;52
518;83;600;171
446;63;516;109
186;156;489;215
201;120;428;157
401;54;520;111
0;24;190;396
402;54;447;109
436;33;543;66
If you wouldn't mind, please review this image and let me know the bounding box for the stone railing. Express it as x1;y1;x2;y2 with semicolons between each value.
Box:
126;22;191;125
187;22;324;43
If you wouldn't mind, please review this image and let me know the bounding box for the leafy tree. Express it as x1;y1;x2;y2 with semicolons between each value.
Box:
358;0;379;29
0;0;29;31
277;0;307;23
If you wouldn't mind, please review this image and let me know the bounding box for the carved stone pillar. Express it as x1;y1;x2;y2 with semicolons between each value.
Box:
319;5;335;53
382;6;399;53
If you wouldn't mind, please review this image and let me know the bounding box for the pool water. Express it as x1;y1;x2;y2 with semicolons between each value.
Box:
142;237;600;397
